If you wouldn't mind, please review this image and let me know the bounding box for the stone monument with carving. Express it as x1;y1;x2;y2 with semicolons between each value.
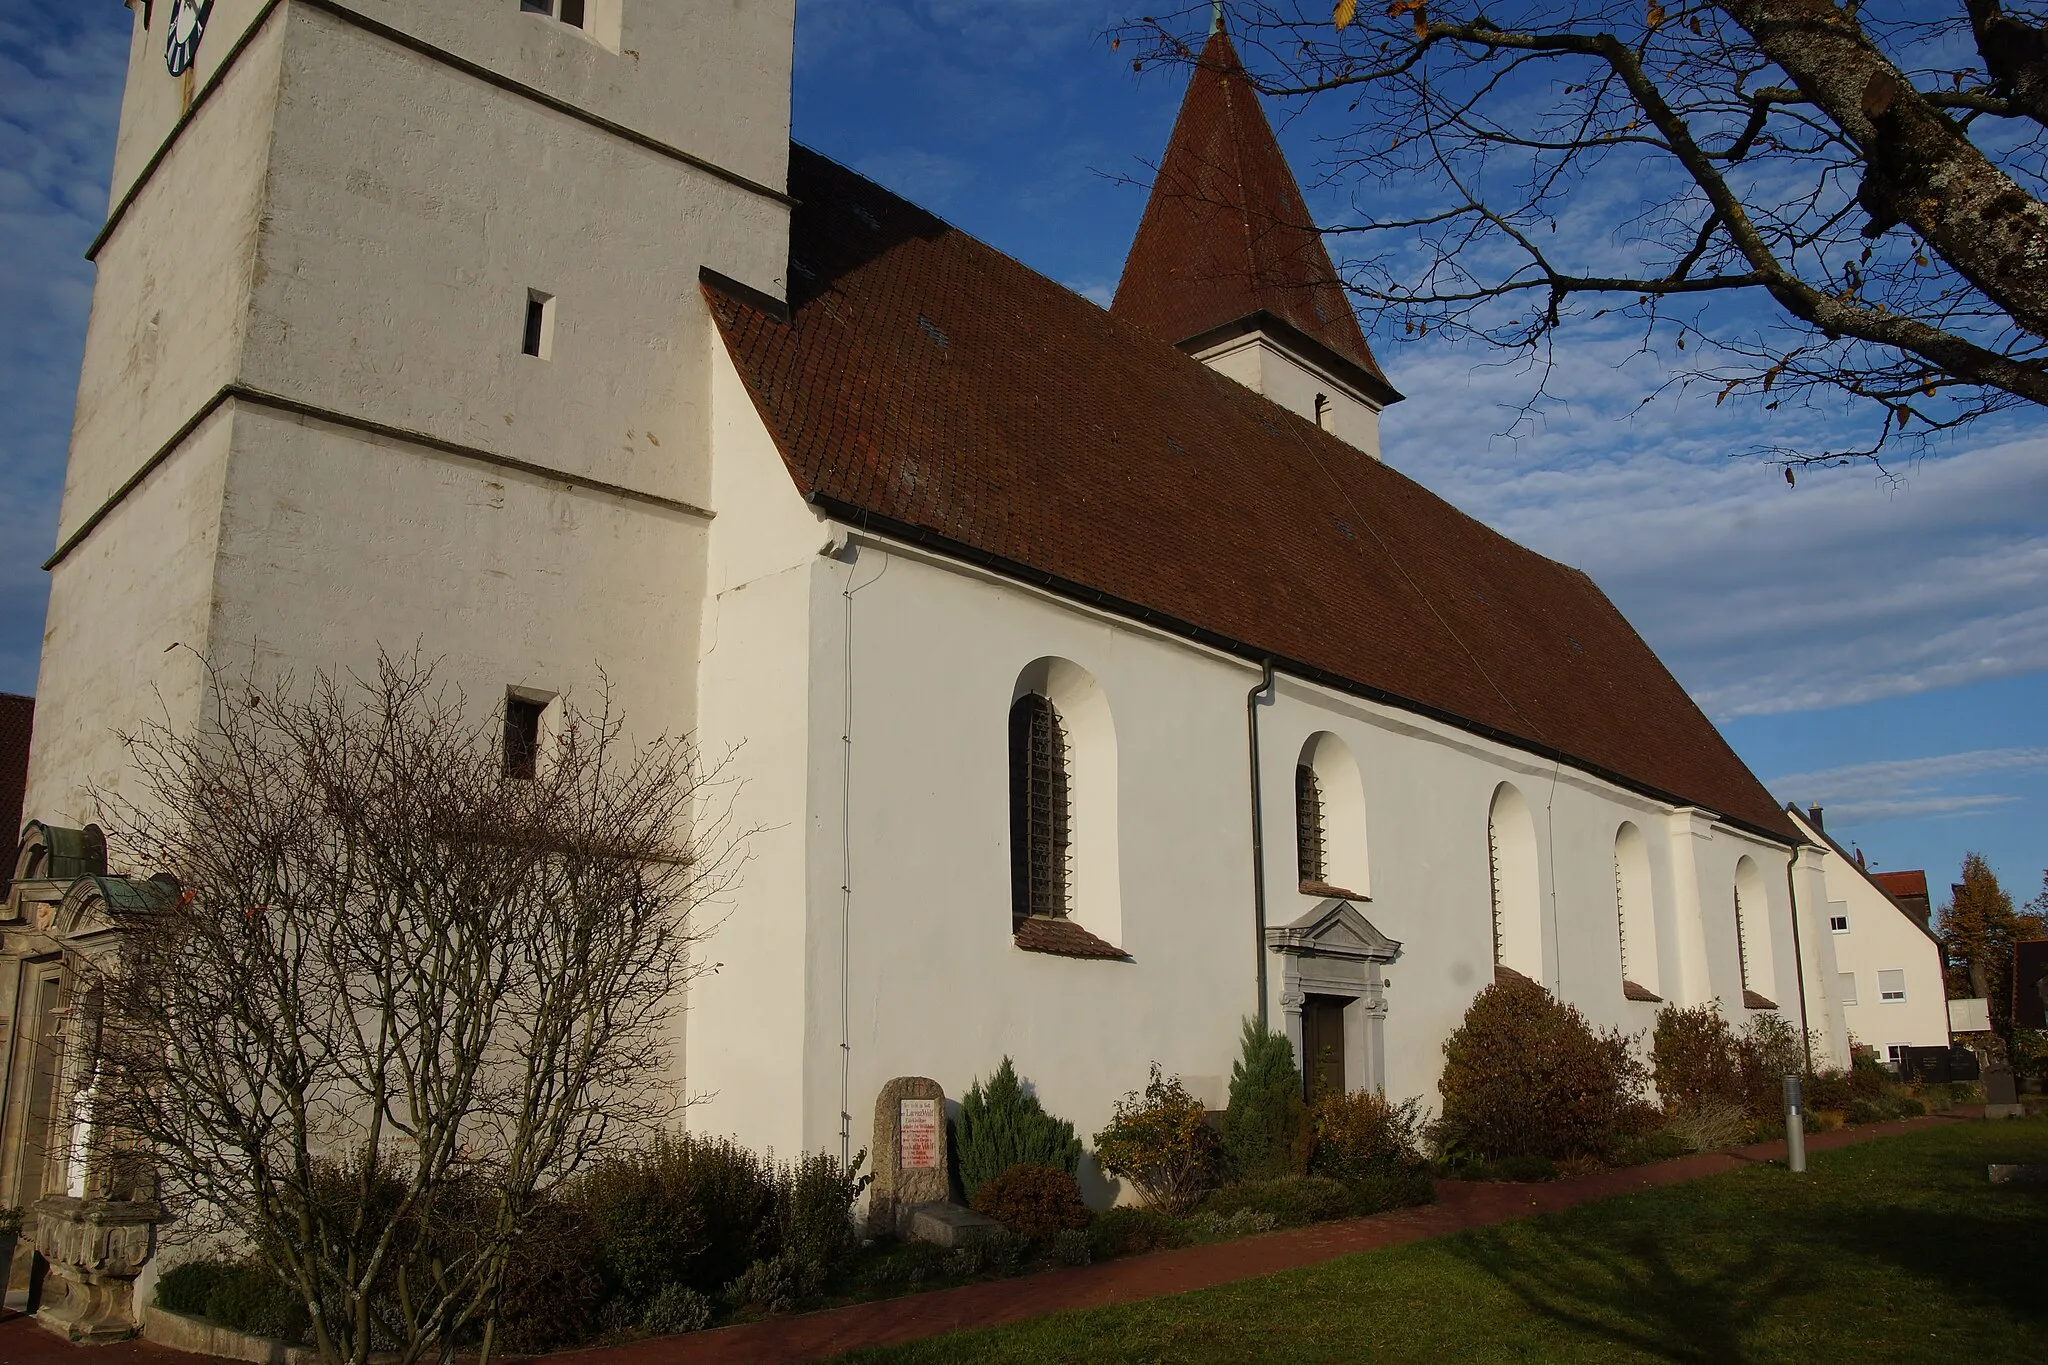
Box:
867;1076;950;1236
866;1077;1000;1247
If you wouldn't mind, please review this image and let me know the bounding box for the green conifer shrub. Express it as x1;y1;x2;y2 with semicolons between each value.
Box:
1220;1018;1308;1180
953;1057;1083;1202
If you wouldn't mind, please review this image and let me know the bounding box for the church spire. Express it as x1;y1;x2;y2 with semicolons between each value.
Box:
1112;27;1389;388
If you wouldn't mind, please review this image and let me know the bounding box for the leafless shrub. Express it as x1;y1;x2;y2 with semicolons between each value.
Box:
1662;1100;1751;1152
80;652;738;1365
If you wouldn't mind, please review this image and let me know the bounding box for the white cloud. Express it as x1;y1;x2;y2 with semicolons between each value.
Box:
1379;326;2048;720
1769;747;2048;824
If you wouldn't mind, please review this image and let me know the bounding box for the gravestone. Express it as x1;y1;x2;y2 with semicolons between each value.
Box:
867;1077;1001;1246
1984;1066;2024;1119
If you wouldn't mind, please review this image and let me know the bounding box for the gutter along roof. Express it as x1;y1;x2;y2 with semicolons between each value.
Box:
705;146;1798;845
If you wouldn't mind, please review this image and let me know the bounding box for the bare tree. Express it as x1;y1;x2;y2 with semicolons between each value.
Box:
1117;3;2048;463
78;653;736;1365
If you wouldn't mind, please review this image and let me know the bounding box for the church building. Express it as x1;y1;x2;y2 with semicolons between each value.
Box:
4;2;1877;1325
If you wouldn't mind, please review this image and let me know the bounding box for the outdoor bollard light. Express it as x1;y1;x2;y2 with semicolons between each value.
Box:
1783;1073;1807;1173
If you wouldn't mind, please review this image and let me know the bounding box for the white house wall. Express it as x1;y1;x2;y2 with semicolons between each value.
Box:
1789;811;1950;1058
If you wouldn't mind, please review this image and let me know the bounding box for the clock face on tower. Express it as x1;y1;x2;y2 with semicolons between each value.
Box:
165;0;215;78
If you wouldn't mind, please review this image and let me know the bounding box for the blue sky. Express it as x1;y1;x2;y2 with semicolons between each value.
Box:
3;1;2043;904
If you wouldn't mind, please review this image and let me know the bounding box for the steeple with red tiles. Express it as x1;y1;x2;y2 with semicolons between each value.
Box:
1113;20;1400;450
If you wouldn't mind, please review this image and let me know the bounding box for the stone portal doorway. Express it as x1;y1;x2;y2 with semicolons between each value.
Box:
1265;897;1401;1095
1301;996;1347;1098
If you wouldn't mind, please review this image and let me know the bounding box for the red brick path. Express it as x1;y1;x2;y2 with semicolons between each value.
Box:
0;1116;1956;1365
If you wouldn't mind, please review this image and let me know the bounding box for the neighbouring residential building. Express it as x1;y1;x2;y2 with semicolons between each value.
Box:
4;4;1870;1335
1783;807;1952;1067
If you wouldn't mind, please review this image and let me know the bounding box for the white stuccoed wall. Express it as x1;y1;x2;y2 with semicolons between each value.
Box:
1189;330;1384;458
1787;811;1950;1058
683;385;1819;1182
30;0;795;825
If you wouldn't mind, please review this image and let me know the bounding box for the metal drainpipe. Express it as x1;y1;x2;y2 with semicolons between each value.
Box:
1785;853;1815;1072
1247;659;1276;1029
833;535;887;1166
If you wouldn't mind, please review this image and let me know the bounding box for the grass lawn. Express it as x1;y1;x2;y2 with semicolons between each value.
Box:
834;1118;2048;1363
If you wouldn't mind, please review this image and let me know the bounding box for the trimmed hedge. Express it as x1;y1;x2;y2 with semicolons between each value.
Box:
1200;1175;1352;1227
155;1259;309;1344
970;1163;1090;1243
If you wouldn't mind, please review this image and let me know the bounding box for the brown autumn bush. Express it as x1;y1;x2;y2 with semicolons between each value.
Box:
1092;1065;1222;1215
1436;974;1653;1163
968;1163;1090;1243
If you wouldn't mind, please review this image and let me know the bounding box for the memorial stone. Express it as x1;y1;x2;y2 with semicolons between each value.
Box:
868;1077;952;1236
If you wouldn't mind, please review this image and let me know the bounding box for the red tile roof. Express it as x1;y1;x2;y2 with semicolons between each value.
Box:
1014;915;1131;961
706;147;1797;845
0;694;31;857
1872;870;1929;900
1112;30;1386;383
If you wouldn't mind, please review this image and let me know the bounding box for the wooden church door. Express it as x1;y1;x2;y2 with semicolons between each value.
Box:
1302;995;1347;1097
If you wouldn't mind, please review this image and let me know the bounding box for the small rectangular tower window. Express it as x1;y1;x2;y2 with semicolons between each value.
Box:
523;290;555;359
522;0;615;45
504;696;546;780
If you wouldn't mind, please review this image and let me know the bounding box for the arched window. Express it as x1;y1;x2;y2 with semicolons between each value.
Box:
1733;855;1773;1003
1295;764;1325;884
1487;783;1540;978
1296;733;1369;895
1009;693;1069;925
1009;658;1121;945
1614;822;1659;999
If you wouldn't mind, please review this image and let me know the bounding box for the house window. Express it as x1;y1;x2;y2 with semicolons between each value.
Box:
1838;972;1858;1006
1009;693;1070;925
521;0;586;27
1886;1043;1907;1070
504;695;545;780
1830;914;1849;933
1879;969;1907;1002
523;290;556;359
1295;763;1325;886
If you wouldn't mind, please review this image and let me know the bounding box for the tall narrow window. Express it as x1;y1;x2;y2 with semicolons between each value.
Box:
1733;884;1751;989
523;290;555;359
1295;764;1325;886
1487;815;1504;965
504;696;544;780
1009;693;1070;926
1614;847;1630;981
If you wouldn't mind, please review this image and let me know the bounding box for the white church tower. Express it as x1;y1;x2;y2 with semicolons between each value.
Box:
28;0;795;825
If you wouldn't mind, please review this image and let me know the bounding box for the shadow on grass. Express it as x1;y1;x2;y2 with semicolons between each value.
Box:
1445;1223;1797;1363
1828;1204;2048;1324
1445;1180;2048;1362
